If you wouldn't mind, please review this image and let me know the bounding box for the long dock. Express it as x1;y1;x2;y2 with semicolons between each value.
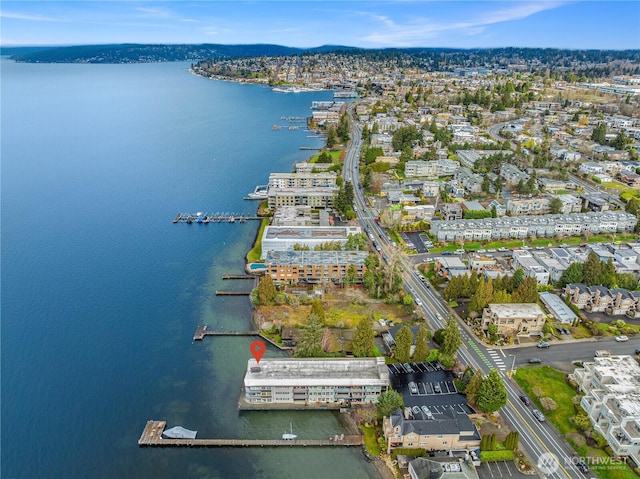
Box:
215;290;251;296
193;325;259;341
173;213;261;224
222;274;255;280
139;421;363;447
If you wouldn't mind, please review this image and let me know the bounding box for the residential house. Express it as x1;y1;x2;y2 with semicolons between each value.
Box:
440;203;463;221
500;163;529;185
435;257;468;278
454;167;483;195
505;197;551;216
607;289;636;316
511;250;550;284
564;283;594;309
554;194;582;214
586;285;614;313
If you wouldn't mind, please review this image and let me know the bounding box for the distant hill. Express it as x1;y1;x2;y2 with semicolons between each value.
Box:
5;43;355;64
4;43;639;69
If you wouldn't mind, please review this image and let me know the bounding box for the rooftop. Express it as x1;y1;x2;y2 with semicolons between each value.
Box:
264;225;361;240
486;303;545;319
244;357;390;387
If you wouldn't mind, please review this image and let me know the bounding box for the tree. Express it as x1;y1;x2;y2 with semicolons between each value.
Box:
394;325;413;362
469;277;494;313
601;258;616;288
413;325;430;362
510;268;525;292
440;317;462;361
557;262;584;288
465;369;483;405
476;370;507;413
326;126;337;148
550;197;563;214
376;390;404;418
591;122;606;145
352;318;375;357
344;233;367;251
256;275;277;305
513;277;539;303
583;252;603;286
344;264;357;287
294;313;326;358
504;431;520;450
310;298;325;322
540;397;558;411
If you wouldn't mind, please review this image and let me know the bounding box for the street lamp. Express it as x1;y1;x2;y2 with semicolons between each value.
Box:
508;354;517;376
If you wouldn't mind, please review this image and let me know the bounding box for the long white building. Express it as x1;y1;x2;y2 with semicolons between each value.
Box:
243;357;390;405
260;225;362;259
430;211;637;242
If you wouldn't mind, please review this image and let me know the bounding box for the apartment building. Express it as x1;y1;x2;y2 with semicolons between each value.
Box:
505;197;551;216
243;357;389;405
261;225;361;259
264;250;368;284
511;250;550;284
481;303;546;337
563;283;640;316
267;186;338;209
572;355;640;466
268;172;337;189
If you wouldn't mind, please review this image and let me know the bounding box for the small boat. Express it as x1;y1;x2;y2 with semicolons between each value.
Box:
163;426;197;439
282;423;297;440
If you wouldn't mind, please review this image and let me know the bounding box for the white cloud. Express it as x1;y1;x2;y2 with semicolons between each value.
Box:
359;1;569;46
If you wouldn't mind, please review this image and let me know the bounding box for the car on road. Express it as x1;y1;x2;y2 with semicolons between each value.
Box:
528;358;542;364
497;247;508;252
615;335;629;342
532;409;546;422
519;395;531;406
537;341;550;348
477;249;487;253
487;248;497;253
635;348;640;355
436;313;443;321
575;460;589;474
415;298;423;307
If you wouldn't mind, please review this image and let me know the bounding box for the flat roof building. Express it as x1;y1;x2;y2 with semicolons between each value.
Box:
539;292;577;324
265;250;369;284
261;225;362;259
481;303;546;337
243;357;389;405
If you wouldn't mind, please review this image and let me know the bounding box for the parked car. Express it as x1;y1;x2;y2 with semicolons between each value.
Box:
528;358;542;364
615;335;629;342
433;383;442;393
537;341;550;348
404;363;414;373
412;406;421;415
520;395;531;406
635;348;640;355
563;328;571;335
408;382;418;394
532;409;546;422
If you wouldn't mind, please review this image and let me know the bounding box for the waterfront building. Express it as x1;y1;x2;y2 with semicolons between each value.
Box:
267;186;338;209
264;250;369;284
571;355;640;466
268;172;337;189
383;408;481;454
243;357;389;405
261;225;362;259
271;205;330;227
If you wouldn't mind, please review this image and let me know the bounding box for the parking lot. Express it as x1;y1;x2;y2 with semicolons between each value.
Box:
401;232;432;253
387;361;475;414
476;460;529;478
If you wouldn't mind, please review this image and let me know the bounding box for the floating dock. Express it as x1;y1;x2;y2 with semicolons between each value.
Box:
215;290;251;296
222;274;255;280
138;421;363;448
173;213;261;224
299;146;322;150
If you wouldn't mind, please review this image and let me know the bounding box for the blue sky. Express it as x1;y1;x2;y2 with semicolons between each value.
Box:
1;1;639;49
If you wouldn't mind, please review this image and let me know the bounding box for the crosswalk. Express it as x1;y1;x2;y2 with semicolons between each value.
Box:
487;349;507;371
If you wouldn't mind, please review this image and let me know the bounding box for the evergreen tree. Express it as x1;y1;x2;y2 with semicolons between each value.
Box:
492;289;511;304
413;325;430;362
394;325;413;362
352;318;375;357
550;197;563;214
440;317;462;361
583;252;603;286
469;277;494;313
477;370;508;413
601;258;617;288
591;122;606;145
344;264;357;287
504;431;520;450
465;369;483;405
326;126;337;148
310;298;325;322
376;390;404;418
510;268;525;292
513;277;539;303
294;313;326;358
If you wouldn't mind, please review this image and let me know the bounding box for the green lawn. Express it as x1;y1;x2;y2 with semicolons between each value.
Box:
481;450;515;462
361;425;382;456
513;366;577;435
246;218;269;263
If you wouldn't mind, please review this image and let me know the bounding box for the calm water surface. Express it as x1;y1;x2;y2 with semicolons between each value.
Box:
1;60;381;479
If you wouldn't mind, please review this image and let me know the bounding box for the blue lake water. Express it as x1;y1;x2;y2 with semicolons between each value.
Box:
1;60;381;479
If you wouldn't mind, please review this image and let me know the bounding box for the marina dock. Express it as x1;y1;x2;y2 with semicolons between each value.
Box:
173;213;261;224
139;421;363;448
222;274;255;279
215;290;251;296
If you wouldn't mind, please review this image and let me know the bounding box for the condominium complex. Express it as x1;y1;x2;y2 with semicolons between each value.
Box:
267;186;338;209
243;357;390;405
430;211;637;242
265;250;369;284
268;172;337;189
404;159;460;178
572;355;640;466
260;225;362;258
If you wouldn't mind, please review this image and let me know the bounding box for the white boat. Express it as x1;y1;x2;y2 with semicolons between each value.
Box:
245;185;268;200
282;423;297;440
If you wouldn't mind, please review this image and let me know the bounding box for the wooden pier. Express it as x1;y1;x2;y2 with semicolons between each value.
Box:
139;421;363;448
193;325;259;341
299;146;322;150
222;274;255;280
173;213;261;224
215;290;251;296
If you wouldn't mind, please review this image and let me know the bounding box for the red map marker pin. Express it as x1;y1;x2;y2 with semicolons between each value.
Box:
250;340;266;364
